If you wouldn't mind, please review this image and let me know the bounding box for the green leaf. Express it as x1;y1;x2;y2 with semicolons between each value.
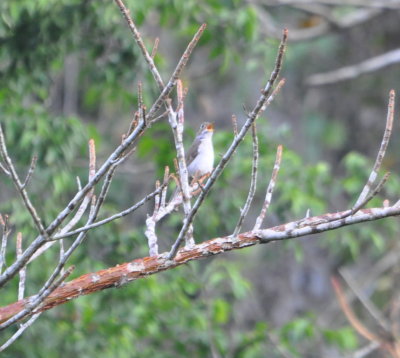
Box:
213;298;231;324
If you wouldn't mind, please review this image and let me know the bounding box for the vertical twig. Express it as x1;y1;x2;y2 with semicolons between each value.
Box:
21;155;37;189
354;90;394;208
253;145;283;231
0;214;10;273
231;114;238;137
151;37;159;59
170;80;195;247
16;233;26;301
232;123;259;236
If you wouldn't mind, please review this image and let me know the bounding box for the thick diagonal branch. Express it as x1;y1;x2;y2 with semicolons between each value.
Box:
1;204;400;325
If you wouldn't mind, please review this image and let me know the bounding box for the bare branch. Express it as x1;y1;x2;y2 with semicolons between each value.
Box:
2;204;400;324
169;80;195;248
27;139;97;263
0;161;10;177
145;179;204;256
16;233;26;301
160;166;170;209
233;123;259;236
76;176;82;191
114;0;206;123
0;125;48;240
114;0;164;90
53;185;165;240
0;313;41;352
0;266;75;330
339;268;390;333
253;145;283;231
267;0;400;10
346;342;380;358
21;155;37;189
231;114;238;138
146;23;206;120
307;49;400;85
331;276;381;343
151;37;159;59
354;90;394;208
0;214;10;273
351;172;390;215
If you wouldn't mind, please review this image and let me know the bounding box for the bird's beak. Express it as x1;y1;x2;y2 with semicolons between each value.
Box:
206;123;214;132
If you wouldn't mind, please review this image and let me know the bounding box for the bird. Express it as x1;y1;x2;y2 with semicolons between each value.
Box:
186;122;214;179
172;122;214;199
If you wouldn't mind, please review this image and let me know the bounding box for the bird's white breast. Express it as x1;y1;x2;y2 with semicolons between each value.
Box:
187;136;214;176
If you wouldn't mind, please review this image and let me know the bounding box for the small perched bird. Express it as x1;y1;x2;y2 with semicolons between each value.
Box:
186;122;214;179
172;122;214;200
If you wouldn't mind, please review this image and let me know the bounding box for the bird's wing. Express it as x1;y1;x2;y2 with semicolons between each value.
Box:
185;136;200;166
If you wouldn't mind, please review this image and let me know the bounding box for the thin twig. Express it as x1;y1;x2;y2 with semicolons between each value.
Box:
351;172;390;215
0;125;48;240
115;0;206;121
151;37;159;59
21;155;37;189
347;342;380;358
0;313;42;352
0;161;10;177
169;80;195;248
231;114;238;137
114;0;164;89
160;166;170;208
146;23;206;120
16;233;26;301
295;94;394;229
27;139;97;264
354;90;394;208
28;190;112;317
59;239;65;276
233;123;259;236
76;176;82;191
52;185;166;240
339;268;391;333
269;0;400;9
253;145;283;231
298;169;390;231
0;266;75;330
145;179;204;256
0;214;10;273
168;29;288;259
307;49;400;85
267;332;296;358
331;277;381;343
153;180;161;215
150;109;169;123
